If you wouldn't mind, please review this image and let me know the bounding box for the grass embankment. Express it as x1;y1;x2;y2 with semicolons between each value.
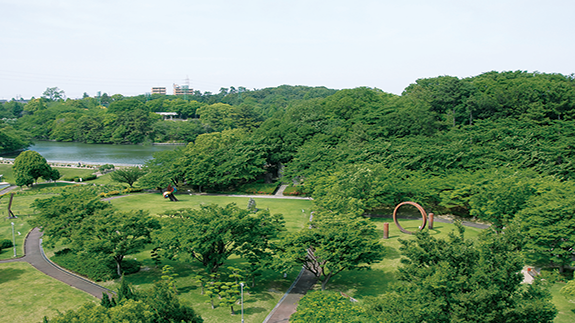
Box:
0;262;96;323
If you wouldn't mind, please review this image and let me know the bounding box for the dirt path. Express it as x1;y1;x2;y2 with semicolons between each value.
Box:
0;228;113;299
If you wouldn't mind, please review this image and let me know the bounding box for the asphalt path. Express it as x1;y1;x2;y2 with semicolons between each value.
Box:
0;228;113;299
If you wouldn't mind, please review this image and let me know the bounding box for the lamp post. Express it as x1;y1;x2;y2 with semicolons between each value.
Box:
11;222;16;257
240;282;244;323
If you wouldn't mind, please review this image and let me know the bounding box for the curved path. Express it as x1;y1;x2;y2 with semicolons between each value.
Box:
0;228;113;299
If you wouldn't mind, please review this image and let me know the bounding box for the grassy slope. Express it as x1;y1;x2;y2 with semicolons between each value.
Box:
0;262;96;323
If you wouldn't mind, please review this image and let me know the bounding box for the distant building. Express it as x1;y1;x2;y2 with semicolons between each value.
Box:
173;84;192;96
151;87;166;95
155;112;179;120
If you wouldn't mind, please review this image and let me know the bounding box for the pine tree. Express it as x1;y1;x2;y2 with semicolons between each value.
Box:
116;276;137;303
100;292;113;308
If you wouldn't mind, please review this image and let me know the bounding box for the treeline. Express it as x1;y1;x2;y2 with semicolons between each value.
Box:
0;85;336;152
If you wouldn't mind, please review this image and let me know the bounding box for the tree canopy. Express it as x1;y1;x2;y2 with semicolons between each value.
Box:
12;150;60;186
156;203;284;273
364;224;557;323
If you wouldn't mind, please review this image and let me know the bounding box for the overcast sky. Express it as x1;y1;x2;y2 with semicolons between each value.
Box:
1;0;573;99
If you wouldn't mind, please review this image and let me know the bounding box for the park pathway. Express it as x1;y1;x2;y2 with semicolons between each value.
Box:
0;228;113;299
275;184;289;197
0;185;18;195
262;268;317;323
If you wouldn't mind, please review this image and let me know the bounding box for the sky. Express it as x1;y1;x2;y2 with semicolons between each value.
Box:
1;0;574;100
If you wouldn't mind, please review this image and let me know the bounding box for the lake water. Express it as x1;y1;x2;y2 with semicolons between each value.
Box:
25;141;182;166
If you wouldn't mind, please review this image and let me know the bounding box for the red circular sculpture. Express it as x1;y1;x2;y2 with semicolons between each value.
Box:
393;201;427;235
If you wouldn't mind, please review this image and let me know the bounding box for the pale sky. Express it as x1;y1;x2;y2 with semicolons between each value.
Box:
1;0;573;100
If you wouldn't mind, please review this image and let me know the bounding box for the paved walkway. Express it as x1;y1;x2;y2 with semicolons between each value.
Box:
0;228;113;299
263;268;317;323
0;185;18;195
275;184;289;197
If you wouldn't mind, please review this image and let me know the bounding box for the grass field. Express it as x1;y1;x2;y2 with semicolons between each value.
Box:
0;262;96;323
0;215;31;260
111;193;313;232
0;163;15;183
0;164;99;186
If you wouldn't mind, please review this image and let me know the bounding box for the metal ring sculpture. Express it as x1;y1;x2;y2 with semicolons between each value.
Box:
393;201;427;235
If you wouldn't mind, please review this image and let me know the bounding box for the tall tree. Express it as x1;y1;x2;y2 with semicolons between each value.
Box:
42;87;66;101
156;203;284;273
110;167;147;187
75;209;161;277
277;212;385;290
13;150;60;187
518;184;575;273
30;189;112;247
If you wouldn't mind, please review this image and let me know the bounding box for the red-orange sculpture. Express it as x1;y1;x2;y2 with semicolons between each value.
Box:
393;201;427;235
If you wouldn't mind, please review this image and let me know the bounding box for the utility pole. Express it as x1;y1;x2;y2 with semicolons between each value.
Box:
240;282;245;323
11;222;16;257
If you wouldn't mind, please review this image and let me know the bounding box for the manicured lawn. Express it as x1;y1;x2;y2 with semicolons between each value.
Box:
0;164;98;185
0;192;56;220
0;262;96;323
111;193;313;232
0;163;15;183
53;166;95;180
0;215;31;260
89;173;116;185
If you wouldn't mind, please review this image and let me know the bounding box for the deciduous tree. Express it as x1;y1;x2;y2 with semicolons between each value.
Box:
13;150;60;187
156;203;284;273
277;212;385;290
110;167;147;187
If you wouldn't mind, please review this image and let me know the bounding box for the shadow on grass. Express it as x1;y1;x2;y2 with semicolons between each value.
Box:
383;246;400;260
0;267;26;284
327;268;394;297
177;285;198;294
245;291;275;303
244;306;266;315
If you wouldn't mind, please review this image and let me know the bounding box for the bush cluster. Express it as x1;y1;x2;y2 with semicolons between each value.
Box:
52;248;141;281
122;187;142;194
282;185;306;196
98;190;121;198
0;239;13;253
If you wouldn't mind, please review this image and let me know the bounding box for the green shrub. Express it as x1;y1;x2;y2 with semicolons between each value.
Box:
283;185;307;196
122;187;142;194
52;248;140;281
121;258;142;275
0;239;13;249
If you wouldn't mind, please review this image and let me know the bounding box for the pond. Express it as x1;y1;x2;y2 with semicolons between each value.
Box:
24;141;182;166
